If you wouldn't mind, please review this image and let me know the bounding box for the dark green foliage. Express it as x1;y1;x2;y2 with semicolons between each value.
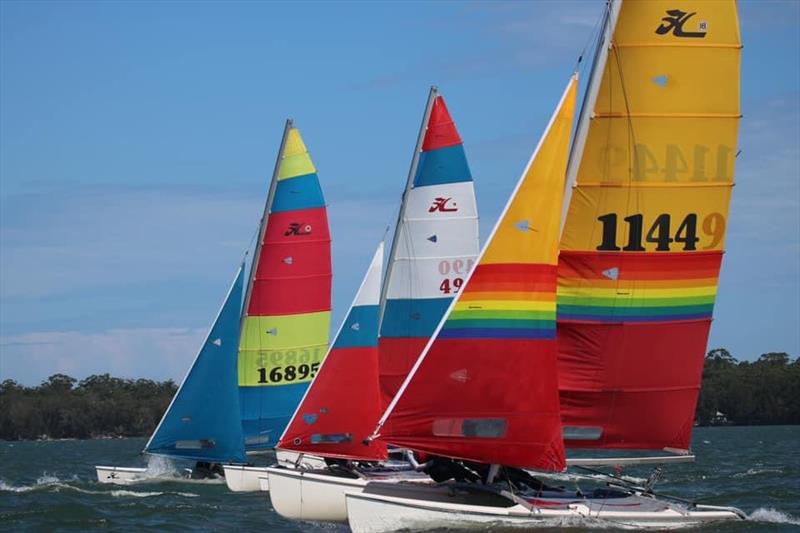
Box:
0;374;176;440
696;349;800;426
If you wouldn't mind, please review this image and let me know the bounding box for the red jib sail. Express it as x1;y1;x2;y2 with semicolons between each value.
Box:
277;243;387;461
373;77;578;471
557;1;741;451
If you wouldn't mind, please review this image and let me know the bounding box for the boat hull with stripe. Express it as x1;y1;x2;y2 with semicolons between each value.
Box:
223;451;326;492
345;484;746;532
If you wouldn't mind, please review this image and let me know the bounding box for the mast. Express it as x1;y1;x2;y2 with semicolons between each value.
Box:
241;118;294;329
559;0;622;232
377;87;438;329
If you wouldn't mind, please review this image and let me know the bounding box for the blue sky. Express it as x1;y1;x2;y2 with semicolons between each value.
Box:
1;1;798;385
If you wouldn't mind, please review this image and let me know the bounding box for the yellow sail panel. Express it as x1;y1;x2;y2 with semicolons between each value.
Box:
482;77;577;266
578;117;739;185
561;185;732;252
278;127;316;180
557;0;741;451
239;312;330;351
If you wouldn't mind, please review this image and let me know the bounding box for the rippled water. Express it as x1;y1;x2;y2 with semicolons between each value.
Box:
1;426;798;531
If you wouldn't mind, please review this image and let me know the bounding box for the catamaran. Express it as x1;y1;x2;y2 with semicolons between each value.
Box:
263;88;480;521
97;122;332;487
346;0;746;530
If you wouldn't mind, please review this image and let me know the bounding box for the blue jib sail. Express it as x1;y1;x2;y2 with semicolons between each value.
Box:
144;264;247;464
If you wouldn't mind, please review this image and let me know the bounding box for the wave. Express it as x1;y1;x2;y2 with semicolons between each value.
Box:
0;473;197;498
732;467;784;478
749;507;800;525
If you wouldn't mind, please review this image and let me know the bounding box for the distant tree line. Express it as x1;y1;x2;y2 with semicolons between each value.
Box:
0;374;176;440
1;348;798;440
696;349;799;426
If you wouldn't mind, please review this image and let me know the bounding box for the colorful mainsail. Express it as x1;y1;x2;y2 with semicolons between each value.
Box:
378;89;479;407
557;0;741;450
238;122;332;451
373;77;578;471
145;265;247;464
277;243;387;461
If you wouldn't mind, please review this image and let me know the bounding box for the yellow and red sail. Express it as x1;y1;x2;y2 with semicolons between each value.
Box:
558;0;741;451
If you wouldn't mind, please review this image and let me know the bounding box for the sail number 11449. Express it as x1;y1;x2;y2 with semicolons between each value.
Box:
596;212;725;252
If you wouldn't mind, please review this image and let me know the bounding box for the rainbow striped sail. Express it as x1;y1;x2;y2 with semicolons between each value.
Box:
557;0;741;451
378;88;479;407
373;78;578;471
238;122;332;451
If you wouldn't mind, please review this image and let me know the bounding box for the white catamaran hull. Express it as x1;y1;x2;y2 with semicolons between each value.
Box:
266;466;435;522
346;487;746;532
95;466;148;484
224;452;327;492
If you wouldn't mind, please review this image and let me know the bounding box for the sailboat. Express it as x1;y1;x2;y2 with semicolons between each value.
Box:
263;88;480;520
224;120;333;491
345;1;746;530
96;264;247;484
97;120;332;487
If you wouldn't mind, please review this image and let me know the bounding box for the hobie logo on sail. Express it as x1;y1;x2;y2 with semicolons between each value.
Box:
284;222;312;236
656;9;707;38
429;197;458;213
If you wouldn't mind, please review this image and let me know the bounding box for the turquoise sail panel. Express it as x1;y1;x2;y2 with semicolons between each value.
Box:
145;265;247;464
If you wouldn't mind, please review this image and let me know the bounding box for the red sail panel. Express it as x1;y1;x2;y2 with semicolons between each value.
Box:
377;337;429;408
248;207;332;316
278;347;387;460
422;96;461;151
383;338;564;470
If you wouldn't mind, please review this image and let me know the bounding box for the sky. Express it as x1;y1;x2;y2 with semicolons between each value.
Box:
1;1;798;385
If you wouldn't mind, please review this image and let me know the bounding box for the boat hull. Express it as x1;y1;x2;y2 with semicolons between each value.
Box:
346;485;746;532
224;452;328;492
95;466;148;484
266;466;434;522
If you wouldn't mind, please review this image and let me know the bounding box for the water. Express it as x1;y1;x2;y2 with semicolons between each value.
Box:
1;426;798;531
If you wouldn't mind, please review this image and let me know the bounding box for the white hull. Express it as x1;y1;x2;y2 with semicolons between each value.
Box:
223;465;270;492
266;466;433;523
223;452;327;492
346;485;746;532
95;466;148;484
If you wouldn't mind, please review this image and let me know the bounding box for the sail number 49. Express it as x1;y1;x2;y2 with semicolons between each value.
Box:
596;212;725;252
257;363;320;384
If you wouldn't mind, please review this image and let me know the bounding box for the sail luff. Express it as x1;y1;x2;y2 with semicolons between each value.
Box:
373;76;579;444
378;86;438;329
560;0;622;232
241;119;294;330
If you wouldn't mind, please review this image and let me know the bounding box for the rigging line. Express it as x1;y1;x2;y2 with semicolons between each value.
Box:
573;1;608;73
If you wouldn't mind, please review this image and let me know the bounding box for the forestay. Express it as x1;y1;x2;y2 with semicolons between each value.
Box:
372;77;578;471
378;90;479;407
238;124;333;451
557;0;742;451
145;265;247;464
277;243;388;461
